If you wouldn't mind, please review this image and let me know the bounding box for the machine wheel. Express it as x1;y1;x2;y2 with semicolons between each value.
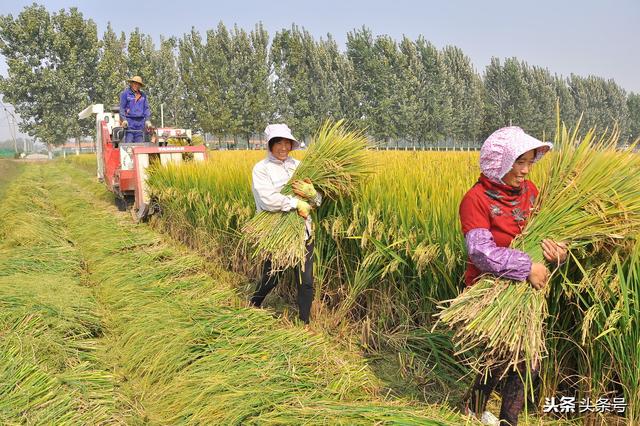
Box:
115;195;127;211
115;194;135;212
124;194;135;209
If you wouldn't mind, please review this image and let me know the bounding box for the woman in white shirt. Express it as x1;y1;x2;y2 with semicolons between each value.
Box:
249;124;321;324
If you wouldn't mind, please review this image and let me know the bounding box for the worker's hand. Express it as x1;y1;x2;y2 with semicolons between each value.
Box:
292;178;317;200
121;120;128;128
145;120;153;129
528;262;550;290
296;199;311;219
542;239;568;264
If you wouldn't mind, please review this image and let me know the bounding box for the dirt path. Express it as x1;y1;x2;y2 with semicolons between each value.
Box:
0;161;464;424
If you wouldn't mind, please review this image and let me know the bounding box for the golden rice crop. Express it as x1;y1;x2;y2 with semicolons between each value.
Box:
148;150;482;329
140;121;640;422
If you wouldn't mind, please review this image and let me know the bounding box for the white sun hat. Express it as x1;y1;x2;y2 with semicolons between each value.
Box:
480;126;553;181
264;124;301;150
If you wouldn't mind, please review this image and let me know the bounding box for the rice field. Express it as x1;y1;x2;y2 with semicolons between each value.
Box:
4;122;639;425
143;127;639;425
147;149;547;331
0;159;468;424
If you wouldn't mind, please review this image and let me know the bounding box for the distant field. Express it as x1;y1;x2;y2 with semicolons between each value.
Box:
0;160;24;199
0;149;16;159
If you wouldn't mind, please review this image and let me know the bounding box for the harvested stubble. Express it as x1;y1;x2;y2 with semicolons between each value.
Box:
0;167;116;424
436;123;640;384
587;238;640;423
0;160;467;424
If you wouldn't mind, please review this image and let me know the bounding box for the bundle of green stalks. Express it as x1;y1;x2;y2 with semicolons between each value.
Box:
436;120;640;379
558;236;640;423
599;241;640;422
242;120;373;270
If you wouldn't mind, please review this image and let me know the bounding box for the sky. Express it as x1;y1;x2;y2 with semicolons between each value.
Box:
0;0;638;141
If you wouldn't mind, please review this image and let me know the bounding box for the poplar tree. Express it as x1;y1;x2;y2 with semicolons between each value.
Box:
0;5;99;146
96;24;127;107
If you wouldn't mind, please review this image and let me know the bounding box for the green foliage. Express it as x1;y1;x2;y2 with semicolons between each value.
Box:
483;58;558;139
176;22;272;137
178;23;233;136
441;46;485;143
272;26;353;139
347;27;405;143
2;5;638;147
412;37;452;144
147;37;186;127
0;5;99;145
569;74;630;133
230;23;271;138
95;23;127;107
627;92;640;141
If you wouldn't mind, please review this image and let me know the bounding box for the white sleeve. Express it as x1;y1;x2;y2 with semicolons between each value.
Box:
252;164;299;212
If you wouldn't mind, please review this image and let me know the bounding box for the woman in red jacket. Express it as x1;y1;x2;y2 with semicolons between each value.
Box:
460;126;567;425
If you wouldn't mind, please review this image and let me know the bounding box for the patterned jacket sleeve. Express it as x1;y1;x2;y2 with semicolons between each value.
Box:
465;228;532;281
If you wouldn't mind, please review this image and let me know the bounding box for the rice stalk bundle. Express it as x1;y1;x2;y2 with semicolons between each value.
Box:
242;120;373;270
436;121;640;377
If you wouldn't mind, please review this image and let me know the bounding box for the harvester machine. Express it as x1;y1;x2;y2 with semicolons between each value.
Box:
78;104;207;221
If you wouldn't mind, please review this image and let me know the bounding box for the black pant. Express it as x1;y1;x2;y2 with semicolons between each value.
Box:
250;241;314;324
469;362;538;426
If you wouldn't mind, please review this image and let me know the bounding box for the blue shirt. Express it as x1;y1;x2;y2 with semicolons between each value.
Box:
119;88;151;120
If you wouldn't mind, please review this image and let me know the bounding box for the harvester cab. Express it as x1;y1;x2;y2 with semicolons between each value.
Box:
78;104;207;221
